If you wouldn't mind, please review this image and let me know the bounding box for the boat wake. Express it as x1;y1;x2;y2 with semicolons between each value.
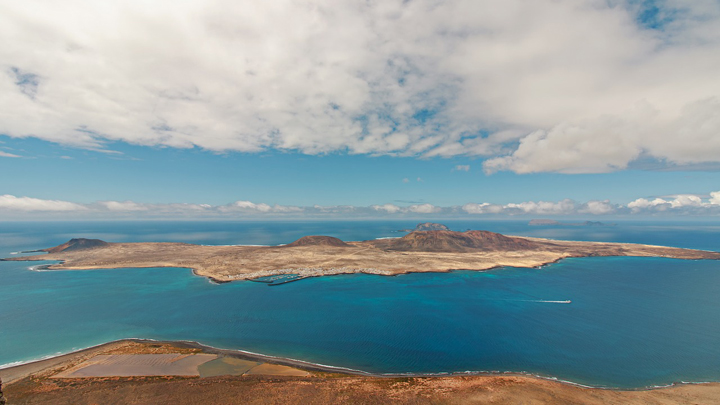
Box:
491;298;572;304
536;300;571;304
519;299;571;304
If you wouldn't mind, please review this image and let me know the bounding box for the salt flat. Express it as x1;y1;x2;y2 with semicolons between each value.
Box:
52;354;217;378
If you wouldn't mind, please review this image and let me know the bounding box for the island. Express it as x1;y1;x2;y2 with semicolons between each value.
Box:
3;230;718;283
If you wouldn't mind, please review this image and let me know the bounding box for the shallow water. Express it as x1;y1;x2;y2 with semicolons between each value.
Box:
1;220;719;388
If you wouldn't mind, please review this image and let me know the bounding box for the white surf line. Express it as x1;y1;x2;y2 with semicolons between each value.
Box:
28;265;52;272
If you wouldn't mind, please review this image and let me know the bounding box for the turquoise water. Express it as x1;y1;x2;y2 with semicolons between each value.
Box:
1;220;719;388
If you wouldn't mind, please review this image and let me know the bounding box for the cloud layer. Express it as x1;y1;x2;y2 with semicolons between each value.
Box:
2;1;719;173
3;191;720;218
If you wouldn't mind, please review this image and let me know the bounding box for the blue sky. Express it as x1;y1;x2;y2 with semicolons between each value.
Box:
2;135;720;219
1;0;720;219
1;136;719;207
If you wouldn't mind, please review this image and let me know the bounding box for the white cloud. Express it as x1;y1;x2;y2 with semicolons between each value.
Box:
464;199;616;216
462;203;503;214
2;1;719;172
627;193;718;213
407;203;440;214
669;195;704;208
454;165;470;172
483;99;720;174
0;151;21;158
710;191;720;205
0;194;86;211
219;200;303;213
504;199;578;215
371;203;441;214
402;178;409;183
372;203;402;214
224;201;273;212
627;197;669;212
3;190;720;218
579;200;616;215
271;204;304;213
100;200;148;211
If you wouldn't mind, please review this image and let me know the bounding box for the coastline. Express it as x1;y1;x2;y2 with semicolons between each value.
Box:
2;337;717;391
16;253;694;287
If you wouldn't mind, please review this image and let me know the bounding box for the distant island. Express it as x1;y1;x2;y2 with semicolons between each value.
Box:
529;219;615;226
3;230;718;283
400;222;451;232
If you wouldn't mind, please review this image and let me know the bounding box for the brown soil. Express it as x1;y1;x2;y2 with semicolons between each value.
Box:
6;372;720;405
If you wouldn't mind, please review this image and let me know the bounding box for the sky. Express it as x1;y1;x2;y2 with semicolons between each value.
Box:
1;0;720;220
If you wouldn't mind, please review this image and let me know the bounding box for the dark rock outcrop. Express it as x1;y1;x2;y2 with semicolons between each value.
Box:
412;223;450;231
372;230;543;252
43;238;109;253
284;236;350;248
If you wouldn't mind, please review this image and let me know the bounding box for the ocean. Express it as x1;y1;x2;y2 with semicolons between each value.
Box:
1;220;719;388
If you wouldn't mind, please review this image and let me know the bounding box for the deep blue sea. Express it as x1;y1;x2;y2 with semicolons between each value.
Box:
1;220;719;388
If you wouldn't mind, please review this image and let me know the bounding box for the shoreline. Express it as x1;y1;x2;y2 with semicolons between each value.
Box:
1;337;717;392
18;258;573;286
18;253;684;286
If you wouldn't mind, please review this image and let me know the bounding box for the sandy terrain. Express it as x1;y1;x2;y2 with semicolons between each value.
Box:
3;230;719;282
52;354;218;378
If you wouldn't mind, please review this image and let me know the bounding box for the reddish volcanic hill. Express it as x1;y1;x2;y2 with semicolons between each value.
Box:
284;236;350;248
371;230;543;252
44;238;109;253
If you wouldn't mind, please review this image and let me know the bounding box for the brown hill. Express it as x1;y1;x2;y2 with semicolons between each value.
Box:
44;238;109;253
284;236;350;248
370;230;543;252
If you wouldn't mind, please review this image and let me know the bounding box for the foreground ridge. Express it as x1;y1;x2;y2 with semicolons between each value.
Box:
2;339;720;405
